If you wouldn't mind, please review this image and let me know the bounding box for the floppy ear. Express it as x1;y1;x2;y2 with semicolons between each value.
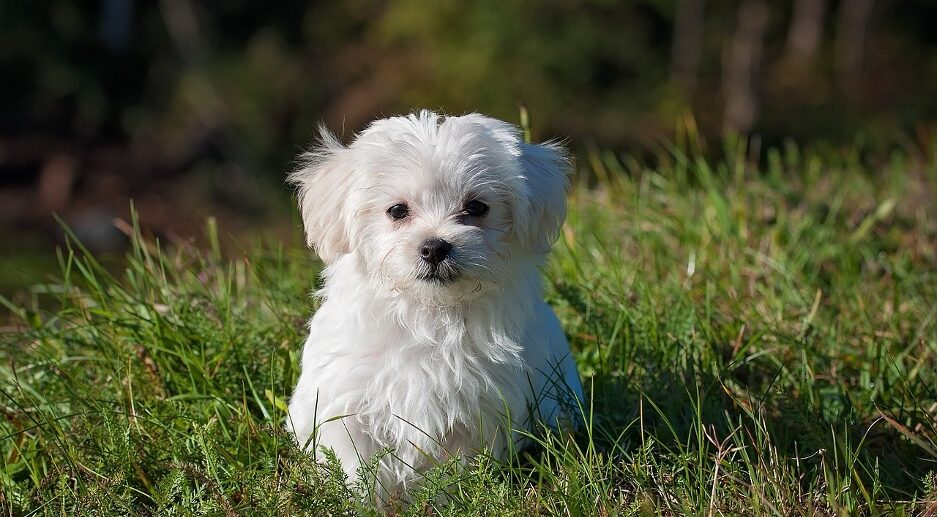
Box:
288;127;355;264
514;140;571;253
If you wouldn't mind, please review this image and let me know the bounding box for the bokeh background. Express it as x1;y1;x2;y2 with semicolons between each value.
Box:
1;0;934;294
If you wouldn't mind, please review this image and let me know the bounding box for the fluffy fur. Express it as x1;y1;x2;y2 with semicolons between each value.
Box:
286;111;583;496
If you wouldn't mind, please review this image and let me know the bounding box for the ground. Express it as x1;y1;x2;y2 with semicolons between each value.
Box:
1;137;935;515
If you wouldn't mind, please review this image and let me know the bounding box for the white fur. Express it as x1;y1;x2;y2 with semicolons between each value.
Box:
286;111;583;496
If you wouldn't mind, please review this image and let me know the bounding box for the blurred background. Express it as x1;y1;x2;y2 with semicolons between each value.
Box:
0;0;934;293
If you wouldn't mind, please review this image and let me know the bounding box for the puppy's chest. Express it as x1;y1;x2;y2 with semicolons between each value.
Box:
358;329;528;439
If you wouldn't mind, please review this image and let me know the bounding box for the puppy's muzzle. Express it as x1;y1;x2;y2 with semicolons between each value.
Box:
418;238;461;283
419;238;451;266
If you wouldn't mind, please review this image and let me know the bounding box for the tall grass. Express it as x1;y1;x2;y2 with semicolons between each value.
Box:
1;137;935;515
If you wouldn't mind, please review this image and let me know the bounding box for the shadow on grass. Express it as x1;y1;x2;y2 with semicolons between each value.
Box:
504;277;938;512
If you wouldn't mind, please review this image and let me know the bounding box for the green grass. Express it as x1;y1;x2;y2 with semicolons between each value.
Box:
1;138;935;515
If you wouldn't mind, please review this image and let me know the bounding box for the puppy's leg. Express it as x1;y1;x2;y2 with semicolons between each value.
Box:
288;388;368;473
313;418;373;482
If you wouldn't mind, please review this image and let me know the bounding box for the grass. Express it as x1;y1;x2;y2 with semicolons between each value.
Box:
1;136;935;515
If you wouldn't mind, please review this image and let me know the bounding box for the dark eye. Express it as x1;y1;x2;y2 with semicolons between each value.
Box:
464;200;489;217
387;203;409;220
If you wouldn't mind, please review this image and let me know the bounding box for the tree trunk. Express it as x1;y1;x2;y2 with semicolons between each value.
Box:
785;0;827;66
722;0;769;133
835;0;874;97
671;0;706;95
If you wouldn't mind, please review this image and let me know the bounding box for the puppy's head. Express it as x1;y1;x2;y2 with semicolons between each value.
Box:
290;111;570;305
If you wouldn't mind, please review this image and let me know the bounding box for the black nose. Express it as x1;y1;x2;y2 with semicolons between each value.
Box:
419;238;452;265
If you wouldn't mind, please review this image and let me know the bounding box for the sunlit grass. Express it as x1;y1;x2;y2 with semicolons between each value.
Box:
1;138;935;515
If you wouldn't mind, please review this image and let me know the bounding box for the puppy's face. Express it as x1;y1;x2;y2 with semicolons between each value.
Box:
291;111;569;306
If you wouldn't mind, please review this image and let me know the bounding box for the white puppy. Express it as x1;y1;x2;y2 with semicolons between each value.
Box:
286;110;582;496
